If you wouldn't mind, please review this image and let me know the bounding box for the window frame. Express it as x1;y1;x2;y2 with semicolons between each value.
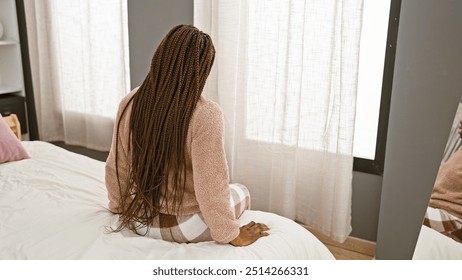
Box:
353;0;402;175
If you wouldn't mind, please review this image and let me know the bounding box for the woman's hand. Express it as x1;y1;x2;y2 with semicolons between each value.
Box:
229;221;270;247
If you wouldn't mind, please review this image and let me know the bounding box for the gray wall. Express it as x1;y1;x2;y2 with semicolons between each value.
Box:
127;0;193;88
351;172;382;241
375;0;462;259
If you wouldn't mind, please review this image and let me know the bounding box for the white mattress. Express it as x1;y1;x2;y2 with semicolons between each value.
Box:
0;141;334;260
413;225;462;260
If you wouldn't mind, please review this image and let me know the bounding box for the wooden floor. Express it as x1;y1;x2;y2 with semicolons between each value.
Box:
302;226;376;260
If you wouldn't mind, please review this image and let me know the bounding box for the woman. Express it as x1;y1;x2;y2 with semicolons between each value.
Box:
105;25;269;246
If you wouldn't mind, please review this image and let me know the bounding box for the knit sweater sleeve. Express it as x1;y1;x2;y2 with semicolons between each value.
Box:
105;95;132;214
191;102;240;244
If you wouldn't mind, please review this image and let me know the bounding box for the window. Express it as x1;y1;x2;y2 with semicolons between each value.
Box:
244;0;361;156
50;0;129;118
353;0;401;174
242;0;401;175
354;0;391;160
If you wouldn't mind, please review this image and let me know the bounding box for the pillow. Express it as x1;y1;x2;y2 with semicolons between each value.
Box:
0;114;30;163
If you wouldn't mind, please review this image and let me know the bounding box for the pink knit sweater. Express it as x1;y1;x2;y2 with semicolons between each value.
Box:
105;88;239;243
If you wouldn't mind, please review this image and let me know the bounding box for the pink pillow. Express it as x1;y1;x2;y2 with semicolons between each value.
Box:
0;114;30;163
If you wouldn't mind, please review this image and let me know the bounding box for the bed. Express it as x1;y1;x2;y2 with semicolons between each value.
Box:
413;224;462;260
0;140;335;260
413;206;462;259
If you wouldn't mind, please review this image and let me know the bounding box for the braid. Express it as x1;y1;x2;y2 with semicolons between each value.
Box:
114;25;216;233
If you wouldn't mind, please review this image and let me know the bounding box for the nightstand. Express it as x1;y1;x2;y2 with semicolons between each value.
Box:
0;94;27;134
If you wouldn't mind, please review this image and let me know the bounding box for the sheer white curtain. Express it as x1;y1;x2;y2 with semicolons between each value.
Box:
24;0;130;151
195;0;363;242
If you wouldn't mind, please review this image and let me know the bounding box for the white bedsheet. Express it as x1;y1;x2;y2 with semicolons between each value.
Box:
0;141;334;260
413;225;462;260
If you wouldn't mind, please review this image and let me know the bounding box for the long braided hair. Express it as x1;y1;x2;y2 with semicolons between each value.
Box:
114;25;215;233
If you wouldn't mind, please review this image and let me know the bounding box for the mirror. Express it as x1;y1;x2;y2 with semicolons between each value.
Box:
413;98;462;259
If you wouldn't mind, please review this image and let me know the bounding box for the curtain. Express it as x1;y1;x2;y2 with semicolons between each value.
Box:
195;0;363;242
24;0;130;151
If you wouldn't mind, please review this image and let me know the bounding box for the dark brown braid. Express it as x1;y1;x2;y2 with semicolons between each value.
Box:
114;25;215;234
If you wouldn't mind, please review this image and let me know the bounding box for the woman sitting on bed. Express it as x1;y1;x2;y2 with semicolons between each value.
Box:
105;25;269;246
425;120;462;242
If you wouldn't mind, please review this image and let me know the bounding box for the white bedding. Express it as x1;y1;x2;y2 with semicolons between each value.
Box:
0;141;334;260
413;225;462;260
